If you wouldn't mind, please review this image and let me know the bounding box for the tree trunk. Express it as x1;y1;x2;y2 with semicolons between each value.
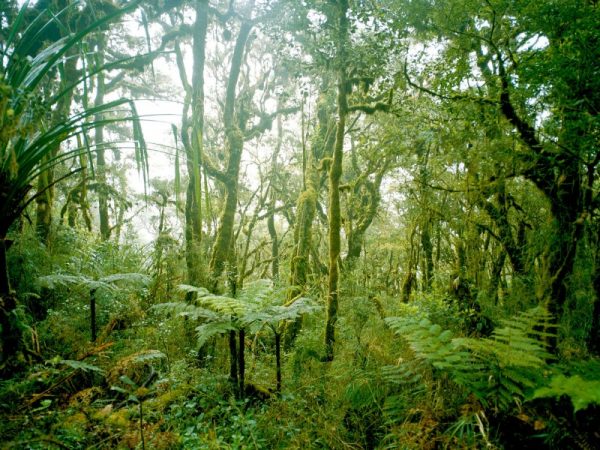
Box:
35;53;78;243
589;272;600;355
497;57;586;352
479;178;527;276
287;88;333;317
344;177;383;268
421;219;434;291
324;0;349;362
208;18;253;287
0;237;11;297
94;37;110;241
90;288;97;342
238;328;245;398
275;331;282;394
267;210;279;279
180;0;209;288
228;330;238;386
489;248;507;304
267;103;284;280
0;236;20;378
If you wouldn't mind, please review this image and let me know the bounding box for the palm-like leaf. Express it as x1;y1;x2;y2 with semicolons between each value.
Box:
0;0;144;237
38;272;149;292
161;280;320;337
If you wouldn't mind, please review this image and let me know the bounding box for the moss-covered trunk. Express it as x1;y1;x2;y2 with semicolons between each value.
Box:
208;18;253;287
34;12;79;243
94;37;110;241
267;106;284;280
289;90;334;291
421;219;434;290
181;0;209;288
285;89;335;347
344;176;383;268
209;146;241;281
324;0;349;362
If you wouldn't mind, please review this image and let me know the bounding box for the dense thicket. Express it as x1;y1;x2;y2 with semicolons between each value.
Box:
1;0;599;448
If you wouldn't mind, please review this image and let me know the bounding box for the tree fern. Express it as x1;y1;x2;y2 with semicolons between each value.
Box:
236;279;273;307
154;280;319;392
176;284;210;298
151;302;218;322
38;272;149;291
243;296;318;333
156;280;319;345
195;321;237;347
199;295;249;317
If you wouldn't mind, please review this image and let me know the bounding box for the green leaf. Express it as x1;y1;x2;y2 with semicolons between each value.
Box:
120;375;137;387
60;359;104;374
32;398;53;413
428;324;442;336
111;385;129;395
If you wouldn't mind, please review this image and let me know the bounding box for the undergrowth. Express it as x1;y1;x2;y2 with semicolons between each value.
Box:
1;230;600;449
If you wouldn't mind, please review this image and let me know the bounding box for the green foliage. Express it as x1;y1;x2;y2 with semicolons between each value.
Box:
155;280;320;347
2;0;600;447
385;306;555;411
458;307;554;367
152;301;218;321
195;321;237;348
130;349;167;365
0;0;145;235
532;374;600;412
161;369;268;449
38;272;150;292
59;359;104;374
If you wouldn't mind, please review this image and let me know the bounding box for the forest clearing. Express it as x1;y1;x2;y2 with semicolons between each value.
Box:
1;0;599;448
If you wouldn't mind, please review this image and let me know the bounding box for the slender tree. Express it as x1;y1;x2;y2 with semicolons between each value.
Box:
324;0;349;361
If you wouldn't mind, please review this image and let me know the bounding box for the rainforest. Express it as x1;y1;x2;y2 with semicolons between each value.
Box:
1;0;599;448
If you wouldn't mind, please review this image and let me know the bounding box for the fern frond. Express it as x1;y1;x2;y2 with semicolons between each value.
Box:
457;306;554;368
38;274;90;289
100;273;150;286
177;284;210;297
455;306;555;409
237;279;274;307
131;350;166;364
385;317;470;369
163;280;317;348
243;297;320;328
199;295;248;316
196;321;236;347
151;302;219;321
38;273;149;291
382;361;424;386
385;306;555;412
